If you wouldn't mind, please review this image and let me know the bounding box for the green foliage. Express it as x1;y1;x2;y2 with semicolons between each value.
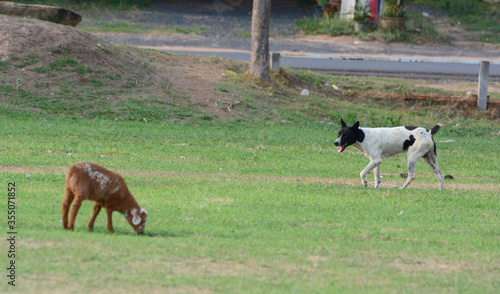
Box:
51;45;71;54
382;0;407;18
297;6;447;44
235;30;252;38
440;0;479;15
49;57;77;70
316;0;328;9
0;60;7;71
353;1;373;21
13;52;39;68
297;16;354;36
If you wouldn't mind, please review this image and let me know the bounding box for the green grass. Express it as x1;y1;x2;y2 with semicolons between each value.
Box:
297;16;355;36
235;30;252;38
415;0;500;43
1;115;499;293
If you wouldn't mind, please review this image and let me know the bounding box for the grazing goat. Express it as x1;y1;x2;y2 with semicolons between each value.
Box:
62;162;148;234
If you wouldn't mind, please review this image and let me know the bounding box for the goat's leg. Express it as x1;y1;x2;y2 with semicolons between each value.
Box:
62;189;75;230
105;207;115;233
67;196;84;231
87;203;102;231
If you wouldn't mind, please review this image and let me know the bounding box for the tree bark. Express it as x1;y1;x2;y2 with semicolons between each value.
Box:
250;0;271;82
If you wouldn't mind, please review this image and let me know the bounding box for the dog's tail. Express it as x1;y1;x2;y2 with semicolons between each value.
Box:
430;124;443;135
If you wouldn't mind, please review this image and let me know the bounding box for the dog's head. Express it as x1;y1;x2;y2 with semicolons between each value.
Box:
334;119;364;153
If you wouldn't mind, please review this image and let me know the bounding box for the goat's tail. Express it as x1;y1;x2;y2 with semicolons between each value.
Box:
430;124;443;135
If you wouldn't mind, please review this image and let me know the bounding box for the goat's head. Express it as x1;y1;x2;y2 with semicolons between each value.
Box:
125;208;148;234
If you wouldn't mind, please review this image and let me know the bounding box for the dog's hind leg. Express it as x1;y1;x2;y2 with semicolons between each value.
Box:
424;151;444;190
360;159;381;187
401;157;418;189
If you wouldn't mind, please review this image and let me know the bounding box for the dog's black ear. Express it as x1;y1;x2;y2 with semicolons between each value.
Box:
341;118;346;127
352;121;360;131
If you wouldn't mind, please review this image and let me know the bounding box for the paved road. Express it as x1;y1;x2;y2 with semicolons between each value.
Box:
159;49;500;81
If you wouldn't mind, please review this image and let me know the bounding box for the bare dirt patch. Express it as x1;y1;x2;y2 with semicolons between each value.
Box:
391;258;478;273
418;81;500;95
2;164;499;192
0;16;252;121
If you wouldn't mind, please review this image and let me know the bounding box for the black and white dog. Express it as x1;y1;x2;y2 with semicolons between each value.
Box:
334;119;444;189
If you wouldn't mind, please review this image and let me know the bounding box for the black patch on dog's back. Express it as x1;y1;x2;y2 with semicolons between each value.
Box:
403;135;416;150
405;126;417;131
356;129;365;143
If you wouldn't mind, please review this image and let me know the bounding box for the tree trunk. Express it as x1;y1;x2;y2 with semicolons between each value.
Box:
250;0;271;82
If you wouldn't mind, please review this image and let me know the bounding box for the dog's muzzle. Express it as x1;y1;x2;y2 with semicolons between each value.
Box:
334;139;347;153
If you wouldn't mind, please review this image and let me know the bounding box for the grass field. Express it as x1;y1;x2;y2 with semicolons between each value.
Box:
1;114;499;293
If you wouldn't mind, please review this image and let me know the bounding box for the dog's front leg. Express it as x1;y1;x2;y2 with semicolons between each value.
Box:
360;158;381;187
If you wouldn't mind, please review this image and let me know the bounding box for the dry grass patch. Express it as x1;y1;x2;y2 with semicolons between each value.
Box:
2;165;499;192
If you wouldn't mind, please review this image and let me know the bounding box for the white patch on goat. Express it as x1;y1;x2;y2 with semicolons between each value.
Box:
109;184;121;194
131;208;141;225
80;163;111;190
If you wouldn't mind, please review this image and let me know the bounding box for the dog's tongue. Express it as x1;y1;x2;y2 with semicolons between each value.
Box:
337;145;345;153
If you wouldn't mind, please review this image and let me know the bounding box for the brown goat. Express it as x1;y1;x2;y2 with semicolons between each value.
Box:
62;162;148;234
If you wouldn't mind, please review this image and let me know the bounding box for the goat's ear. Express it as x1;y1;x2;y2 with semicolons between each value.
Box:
341;118;346;128
352;121;360;131
132;209;142;225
